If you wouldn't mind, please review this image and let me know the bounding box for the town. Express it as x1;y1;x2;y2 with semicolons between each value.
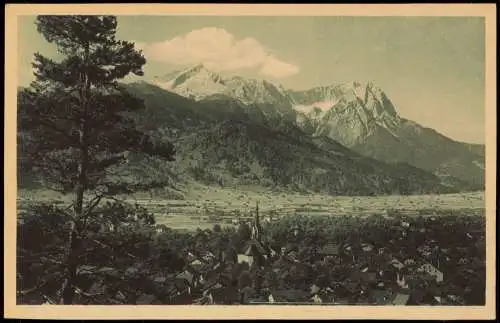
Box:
18;202;484;306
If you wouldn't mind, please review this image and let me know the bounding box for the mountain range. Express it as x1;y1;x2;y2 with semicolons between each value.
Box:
18;64;485;196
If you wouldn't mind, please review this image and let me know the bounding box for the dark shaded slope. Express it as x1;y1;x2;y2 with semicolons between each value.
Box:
176;119;464;195
351;119;485;189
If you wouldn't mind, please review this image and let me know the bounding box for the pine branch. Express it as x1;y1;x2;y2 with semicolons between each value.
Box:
81;193;104;230
89;238;137;259
25;115;75;143
84;194;104;217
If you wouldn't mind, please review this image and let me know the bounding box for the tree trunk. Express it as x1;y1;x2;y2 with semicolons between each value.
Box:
60;129;88;304
60;221;80;304
59;42;91;304
60;137;87;304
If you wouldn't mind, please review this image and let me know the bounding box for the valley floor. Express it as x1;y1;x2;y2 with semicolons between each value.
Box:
17;185;485;232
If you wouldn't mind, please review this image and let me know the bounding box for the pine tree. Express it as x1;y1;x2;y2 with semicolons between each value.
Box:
18;15;175;304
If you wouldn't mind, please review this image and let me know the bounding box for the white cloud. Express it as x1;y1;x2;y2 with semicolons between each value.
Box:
136;27;299;78
259;55;300;78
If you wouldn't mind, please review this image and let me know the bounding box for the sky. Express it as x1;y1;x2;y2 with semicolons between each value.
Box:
17;15;485;144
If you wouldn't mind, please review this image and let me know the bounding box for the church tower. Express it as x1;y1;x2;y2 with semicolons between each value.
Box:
251;201;262;242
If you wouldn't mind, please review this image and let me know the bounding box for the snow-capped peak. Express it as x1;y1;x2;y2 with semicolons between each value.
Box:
150;64;228;99
149;64;293;106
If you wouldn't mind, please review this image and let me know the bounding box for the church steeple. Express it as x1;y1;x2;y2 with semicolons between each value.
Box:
251;201;261;242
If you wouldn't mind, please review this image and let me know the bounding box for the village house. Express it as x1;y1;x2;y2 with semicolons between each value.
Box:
237;253;254;267
189;258;204;268
317;243;341;262
389;258;405;271
404;258;417;266
361;243;374;252
155;224;168;234
418;263;444;283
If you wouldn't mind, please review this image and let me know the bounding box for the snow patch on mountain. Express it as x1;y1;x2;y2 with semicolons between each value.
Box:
151;64;293;107
293;100;337;114
287;81;405;147
151;64;228;99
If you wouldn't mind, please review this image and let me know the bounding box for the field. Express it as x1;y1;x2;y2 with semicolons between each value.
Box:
17;184;485;231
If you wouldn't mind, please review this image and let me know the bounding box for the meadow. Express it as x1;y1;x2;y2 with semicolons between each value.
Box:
17;184;485;232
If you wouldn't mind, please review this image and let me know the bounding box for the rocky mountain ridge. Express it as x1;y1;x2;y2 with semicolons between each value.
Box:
148;66;484;188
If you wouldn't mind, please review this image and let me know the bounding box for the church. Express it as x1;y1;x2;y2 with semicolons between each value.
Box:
238;201;271;267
